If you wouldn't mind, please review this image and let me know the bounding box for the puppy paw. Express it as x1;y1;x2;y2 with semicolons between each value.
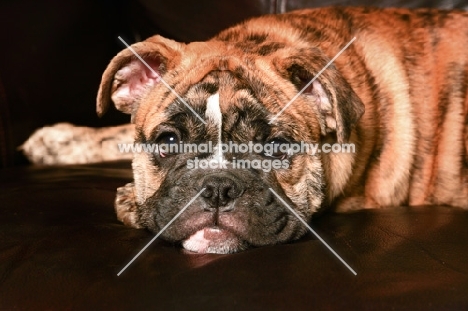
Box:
115;182;143;228
21;123;85;165
20;123;134;165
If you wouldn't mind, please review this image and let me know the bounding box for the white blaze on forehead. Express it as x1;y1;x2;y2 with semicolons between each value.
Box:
205;93;222;126
205;93;224;161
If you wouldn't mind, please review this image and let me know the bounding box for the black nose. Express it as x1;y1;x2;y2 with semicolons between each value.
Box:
200;174;244;210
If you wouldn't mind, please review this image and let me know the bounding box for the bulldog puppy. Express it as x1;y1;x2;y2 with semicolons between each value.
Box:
25;7;468;253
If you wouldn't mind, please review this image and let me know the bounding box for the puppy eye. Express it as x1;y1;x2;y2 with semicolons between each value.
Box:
156;132;179;157
264;138;289;159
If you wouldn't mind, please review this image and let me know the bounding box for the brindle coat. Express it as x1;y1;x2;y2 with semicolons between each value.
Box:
24;7;468;253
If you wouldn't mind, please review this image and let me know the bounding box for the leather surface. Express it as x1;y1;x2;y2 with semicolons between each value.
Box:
1;162;467;309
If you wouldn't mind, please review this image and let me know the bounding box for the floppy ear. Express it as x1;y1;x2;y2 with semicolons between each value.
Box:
291;65;364;143
96;35;182;118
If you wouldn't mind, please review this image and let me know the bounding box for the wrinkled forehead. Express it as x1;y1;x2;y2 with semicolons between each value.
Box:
135;42;318;140
136;66;267;132
141;69;274;140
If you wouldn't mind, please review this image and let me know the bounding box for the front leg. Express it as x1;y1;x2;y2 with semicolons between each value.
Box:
115;182;142;228
21;123;135;165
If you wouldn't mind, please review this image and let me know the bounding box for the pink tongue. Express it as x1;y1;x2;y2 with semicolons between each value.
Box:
203;228;225;240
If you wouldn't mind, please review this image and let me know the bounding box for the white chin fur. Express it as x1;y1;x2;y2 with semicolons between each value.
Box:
182;228;244;254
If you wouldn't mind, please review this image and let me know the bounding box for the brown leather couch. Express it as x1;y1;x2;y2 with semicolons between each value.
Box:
1;1;468;309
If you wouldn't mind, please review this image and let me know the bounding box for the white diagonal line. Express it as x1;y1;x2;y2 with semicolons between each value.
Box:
268;188;357;276
118;36;207;124
117;188;206;276
269;36;356;124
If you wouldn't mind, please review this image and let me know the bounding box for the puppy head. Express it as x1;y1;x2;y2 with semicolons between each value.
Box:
97;34;363;253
